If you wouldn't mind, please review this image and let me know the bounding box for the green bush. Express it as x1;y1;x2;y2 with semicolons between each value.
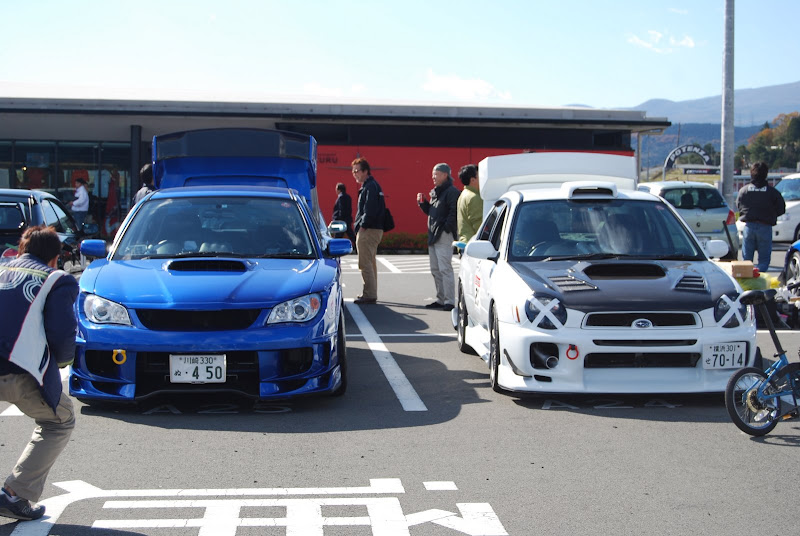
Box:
378;232;428;252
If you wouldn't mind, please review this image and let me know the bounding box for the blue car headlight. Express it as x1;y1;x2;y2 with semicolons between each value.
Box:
714;294;747;328
524;294;567;329
268;293;322;324
83;294;132;325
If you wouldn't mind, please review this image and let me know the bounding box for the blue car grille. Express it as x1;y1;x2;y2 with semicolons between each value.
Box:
136;351;260;397
135;309;262;331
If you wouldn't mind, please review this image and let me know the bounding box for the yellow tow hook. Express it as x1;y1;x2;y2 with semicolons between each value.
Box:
112;349;127;365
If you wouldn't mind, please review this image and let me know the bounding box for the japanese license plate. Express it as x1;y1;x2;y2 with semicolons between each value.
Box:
702;343;746;369
169;354;227;383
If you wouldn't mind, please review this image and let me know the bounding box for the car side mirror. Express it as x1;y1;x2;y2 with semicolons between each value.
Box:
327;238;353;257
465;240;498;261
327;220;347;234
704;239;729;259
80;239;108;259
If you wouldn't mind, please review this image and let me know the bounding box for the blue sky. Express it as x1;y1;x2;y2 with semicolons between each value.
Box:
1;0;797;109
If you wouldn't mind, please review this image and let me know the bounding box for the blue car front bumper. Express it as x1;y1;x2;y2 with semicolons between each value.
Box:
69;307;344;402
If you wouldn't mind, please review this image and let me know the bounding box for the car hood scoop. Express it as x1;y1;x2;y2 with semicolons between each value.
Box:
167;259;248;272
582;262;665;279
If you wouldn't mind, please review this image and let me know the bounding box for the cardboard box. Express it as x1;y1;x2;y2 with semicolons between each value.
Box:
729;261;755;278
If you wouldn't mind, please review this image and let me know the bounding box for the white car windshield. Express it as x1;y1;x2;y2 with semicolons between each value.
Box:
776;179;800;201
509;199;704;261
113;197;315;260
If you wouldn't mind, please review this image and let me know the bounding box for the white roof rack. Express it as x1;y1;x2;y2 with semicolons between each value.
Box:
478;152;637;211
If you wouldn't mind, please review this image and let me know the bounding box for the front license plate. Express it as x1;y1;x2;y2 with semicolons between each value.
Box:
169;354;227;383
702;343;746;369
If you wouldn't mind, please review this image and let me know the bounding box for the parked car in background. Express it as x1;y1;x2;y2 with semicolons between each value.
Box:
71;128;352;404
454;152;756;395
0;188;83;271
638;181;739;259
737;172;800;243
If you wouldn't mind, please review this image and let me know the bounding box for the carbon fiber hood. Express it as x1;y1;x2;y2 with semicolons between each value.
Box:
509;260;737;312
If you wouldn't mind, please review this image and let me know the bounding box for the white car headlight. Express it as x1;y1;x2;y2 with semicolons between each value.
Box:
524;294;567;329
713;294;747;328
778;214;790;222
268;293;322;324
84;294;132;325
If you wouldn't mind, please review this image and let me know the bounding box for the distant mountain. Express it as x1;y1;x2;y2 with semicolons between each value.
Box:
631;80;800;126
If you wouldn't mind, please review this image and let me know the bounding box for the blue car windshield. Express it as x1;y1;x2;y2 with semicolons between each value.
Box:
508;199;705;261
113;196;316;260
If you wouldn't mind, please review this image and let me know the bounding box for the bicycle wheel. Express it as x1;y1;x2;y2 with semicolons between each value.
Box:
725;367;780;436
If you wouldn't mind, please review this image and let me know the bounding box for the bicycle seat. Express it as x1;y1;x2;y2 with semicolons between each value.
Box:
738;288;777;306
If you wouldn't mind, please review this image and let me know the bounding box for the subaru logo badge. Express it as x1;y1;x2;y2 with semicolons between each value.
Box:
633;319;653;329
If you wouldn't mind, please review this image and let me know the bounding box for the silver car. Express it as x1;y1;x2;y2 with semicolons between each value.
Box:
638;181;739;259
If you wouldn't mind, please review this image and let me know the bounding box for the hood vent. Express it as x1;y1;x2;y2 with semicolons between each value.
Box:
168;259;248;272
583;263;665;279
675;274;707;291
548;275;597;292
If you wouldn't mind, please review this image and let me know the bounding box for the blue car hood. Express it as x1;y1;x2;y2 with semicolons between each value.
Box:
510;259;737;313
82;258;320;309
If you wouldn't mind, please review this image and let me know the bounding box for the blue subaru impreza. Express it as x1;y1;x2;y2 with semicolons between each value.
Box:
69;129;352;402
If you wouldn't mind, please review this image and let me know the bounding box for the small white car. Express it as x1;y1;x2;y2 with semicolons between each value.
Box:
637;180;739;259
454;152;757;395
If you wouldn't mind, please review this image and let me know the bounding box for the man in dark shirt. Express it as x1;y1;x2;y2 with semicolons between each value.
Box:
737;161;786;272
352;158;386;304
332;182;356;250
0;226;79;521
417;163;460;310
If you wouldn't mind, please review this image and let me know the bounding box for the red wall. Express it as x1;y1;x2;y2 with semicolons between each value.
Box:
316;145;526;234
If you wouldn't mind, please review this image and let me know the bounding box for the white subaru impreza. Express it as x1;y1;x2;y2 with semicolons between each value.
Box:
454;152;757;395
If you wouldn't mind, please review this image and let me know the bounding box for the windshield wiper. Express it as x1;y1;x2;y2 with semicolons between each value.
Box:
254;253;314;259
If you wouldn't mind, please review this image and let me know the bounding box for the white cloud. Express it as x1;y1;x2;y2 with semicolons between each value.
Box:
628;30;695;53
421;69;512;102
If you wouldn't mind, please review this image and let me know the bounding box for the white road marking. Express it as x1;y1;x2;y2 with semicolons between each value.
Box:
12;479;508;536
424;481;458;491
346;300;427;412
348;333;456;339
377;256;402;273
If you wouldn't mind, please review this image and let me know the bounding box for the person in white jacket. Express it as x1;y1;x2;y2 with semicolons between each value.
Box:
68;178;89;232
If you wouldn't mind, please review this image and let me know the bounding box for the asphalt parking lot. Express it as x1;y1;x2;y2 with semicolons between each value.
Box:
1;251;799;536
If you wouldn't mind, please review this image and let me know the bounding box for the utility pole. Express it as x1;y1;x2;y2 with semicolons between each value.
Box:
721;0;735;206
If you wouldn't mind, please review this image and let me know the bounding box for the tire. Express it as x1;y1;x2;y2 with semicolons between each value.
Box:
794;225;800;243
489;306;506;394
725;367;780;436
785;251;800;298
456;284;477;355
330;311;348;397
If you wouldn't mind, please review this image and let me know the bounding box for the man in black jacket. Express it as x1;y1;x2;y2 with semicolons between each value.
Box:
0;226;79;521
332;182;356;250
737;161;786;272
417;163;460;310
352;158;386;304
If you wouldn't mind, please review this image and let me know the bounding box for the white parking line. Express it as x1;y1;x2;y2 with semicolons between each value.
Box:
345;300;427;412
377;257;402;273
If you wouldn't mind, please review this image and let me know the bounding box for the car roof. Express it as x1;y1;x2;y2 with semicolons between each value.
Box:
513;183;661;203
0;188;55;201
779;173;800;181
639;180;718;191
150;185;296;200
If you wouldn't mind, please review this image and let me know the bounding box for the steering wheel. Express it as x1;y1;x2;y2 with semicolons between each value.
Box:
528;240;561;256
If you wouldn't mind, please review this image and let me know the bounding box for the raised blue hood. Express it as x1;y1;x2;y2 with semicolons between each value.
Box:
82;258;320;310
153;128;318;208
